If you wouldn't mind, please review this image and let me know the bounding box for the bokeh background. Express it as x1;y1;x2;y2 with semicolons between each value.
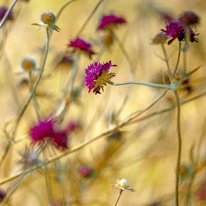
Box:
0;0;205;205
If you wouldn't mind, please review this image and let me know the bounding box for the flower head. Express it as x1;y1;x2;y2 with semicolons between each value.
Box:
112;178;134;191
152;32;169;44
85;61;116;94
0;188;6;202
20;56;37;72
179;11;200;26
68;37;95;58
30;119;55;143
18;147;41;169
161;19;198;44
97;13;126;30
0;6;13;21
32;10;60;32
52;130;68;149
78;164;93;177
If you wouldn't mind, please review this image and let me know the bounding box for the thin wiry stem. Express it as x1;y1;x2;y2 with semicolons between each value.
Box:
56;0;77;20
0;90;206;186
174;91;182;206
111;31;134;76
76;0;104;36
173;42;181;78
161;43;171;74
11;28;50;139
0;0;18;28
112;81;176;90
28;72;40;121
114;190;123;206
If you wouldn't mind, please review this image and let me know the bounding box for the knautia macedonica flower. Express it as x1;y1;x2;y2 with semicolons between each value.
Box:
0;6;13;21
85;61;116;94
30;119;55;143
0;188;6;202
179;11;200;26
30;118;71;150
68;37;95;58
97;13;126;30
161;19;198;45
78;164;94;177
32;10;60;32
52;130;68;149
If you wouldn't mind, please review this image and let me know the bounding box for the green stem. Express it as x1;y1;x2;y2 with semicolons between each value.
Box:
173;42;181;78
76;0;104;36
12;28;50;138
161;43;171;74
56;0;77;20
114;190;123;206
0;0;18;28
174;91;182;206
112;81;176;90
111;31;134;75
28;72;40;121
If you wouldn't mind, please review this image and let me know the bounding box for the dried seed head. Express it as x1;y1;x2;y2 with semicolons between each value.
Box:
21;56;37;71
40;10;56;26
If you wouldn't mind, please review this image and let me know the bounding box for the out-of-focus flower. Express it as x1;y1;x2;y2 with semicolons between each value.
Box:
179;11;200;26
78;164;94;177
85;61;116;94
112;178;134;191
53;130;68;149
152;32;169;44
161;19;198;45
30;119;55;143
30;118;72;150
97;13;126;30
0;188;6;202
196;181;206;201
179;163;194;182
54;53;74;71
68;37;95;58
18;147;41;169
32;10;60;32
101;31;114;47
0;6;13;21
20;56;38;73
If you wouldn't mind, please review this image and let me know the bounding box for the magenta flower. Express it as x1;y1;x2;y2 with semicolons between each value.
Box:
0;6;13;21
78;164;93;177
85;61;116;94
161;19;198;45
30;118;69;149
68;37;95;58
179;11;200;26
30;119;55;143
97;13;126;30
53;131;68;149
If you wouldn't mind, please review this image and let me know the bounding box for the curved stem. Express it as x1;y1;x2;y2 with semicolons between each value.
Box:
1;90;206;186
174;91;182;206
112;81;175;90
173;42;181;78
76;0;104;36
0;0;18;28
28;72;40;121
12;28;50;138
56;0;77;20
111;31;134;76
161;43;171;74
